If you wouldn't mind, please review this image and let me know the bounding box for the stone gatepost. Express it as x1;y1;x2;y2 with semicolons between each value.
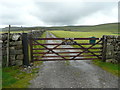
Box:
102;35;120;63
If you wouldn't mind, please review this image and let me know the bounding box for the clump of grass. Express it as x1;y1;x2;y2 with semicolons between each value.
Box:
93;60;120;77
65;61;70;65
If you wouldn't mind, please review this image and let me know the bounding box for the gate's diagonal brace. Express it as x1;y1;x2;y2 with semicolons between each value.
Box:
71;39;102;59
76;39;102;59
33;39;66;59
39;40;69;59
39;43;61;58
76;44;101;59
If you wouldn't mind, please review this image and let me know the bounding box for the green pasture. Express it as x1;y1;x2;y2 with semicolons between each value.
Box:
50;31;117;48
50;31;116;38
50;30;119;77
50;31;116;50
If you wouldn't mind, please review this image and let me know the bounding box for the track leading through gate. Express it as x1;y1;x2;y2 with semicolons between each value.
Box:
29;35;103;62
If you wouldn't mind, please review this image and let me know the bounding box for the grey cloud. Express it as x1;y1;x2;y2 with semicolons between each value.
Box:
31;2;117;25
0;0;118;26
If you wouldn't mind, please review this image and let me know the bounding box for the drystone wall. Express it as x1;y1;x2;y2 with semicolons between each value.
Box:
28;30;45;38
2;33;23;66
2;30;45;67
105;35;120;63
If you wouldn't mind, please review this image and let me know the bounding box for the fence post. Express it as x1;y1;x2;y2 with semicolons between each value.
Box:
6;25;10;66
22;33;30;66
102;35;107;62
21;26;24;33
29;33;33;63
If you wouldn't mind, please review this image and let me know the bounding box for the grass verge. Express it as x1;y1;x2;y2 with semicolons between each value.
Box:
2;64;42;88
93;60;120;77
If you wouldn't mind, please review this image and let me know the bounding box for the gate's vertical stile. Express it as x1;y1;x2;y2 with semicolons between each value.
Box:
22;33;30;66
102;35;107;62
29;32;33;63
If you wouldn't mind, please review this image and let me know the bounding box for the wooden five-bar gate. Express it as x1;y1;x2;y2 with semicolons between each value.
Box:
29;36;103;62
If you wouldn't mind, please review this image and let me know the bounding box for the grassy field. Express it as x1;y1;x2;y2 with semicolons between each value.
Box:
50;31;116;38
44;23;118;32
50;30;119;77
2;32;46;88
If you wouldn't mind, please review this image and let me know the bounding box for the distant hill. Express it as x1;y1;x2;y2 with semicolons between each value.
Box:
1;23;118;32
46;23;118;32
72;23;118;32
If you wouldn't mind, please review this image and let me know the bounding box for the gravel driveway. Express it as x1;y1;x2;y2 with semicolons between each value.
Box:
29;32;119;88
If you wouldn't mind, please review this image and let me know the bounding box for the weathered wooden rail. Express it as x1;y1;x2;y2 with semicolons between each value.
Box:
29;37;103;62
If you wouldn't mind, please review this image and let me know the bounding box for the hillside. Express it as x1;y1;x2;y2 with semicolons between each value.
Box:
1;23;118;32
46;23;118;32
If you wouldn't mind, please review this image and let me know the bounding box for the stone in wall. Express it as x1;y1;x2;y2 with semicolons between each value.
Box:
10;55;16;60
16;54;23;60
106;45;114;59
10;41;22;46
15;60;23;66
10;50;23;55
12;34;21;41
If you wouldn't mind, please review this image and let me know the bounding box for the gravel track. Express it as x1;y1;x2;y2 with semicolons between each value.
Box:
29;32;119;88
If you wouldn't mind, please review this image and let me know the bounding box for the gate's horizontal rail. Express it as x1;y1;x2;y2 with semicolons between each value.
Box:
34;38;101;40
33;55;102;58
33;58;100;61
32;47;102;50
33;43;102;45
33;51;102;54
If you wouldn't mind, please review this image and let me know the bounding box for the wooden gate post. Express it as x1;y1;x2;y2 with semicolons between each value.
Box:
22;33;30;66
29;33;33;63
102;35;107;62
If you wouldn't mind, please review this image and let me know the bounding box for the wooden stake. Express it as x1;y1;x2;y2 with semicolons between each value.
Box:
6;25;10;66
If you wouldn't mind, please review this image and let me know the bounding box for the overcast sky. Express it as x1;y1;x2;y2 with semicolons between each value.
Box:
0;0;119;28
